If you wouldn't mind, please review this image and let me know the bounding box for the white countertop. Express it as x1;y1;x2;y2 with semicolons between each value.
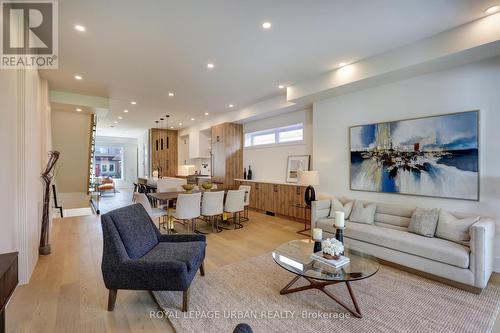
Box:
234;178;306;186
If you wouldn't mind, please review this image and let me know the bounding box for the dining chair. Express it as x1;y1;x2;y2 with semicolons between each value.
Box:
133;193;168;229
201;191;224;233
238;185;251;222
173;192;202;233
224;190;245;229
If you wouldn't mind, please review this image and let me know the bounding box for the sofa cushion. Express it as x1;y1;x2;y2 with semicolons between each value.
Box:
350;200;376;224
345;222;470;268
316;218;336;234
436;210;479;246
107;204;159;259
142;241;205;272
328;198;354;219
408;208;439;237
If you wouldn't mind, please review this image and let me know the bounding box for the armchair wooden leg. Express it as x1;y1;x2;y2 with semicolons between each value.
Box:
200;262;205;276
182;289;189;312
107;289;118;311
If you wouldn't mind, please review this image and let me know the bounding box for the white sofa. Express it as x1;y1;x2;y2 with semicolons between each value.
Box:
311;197;495;292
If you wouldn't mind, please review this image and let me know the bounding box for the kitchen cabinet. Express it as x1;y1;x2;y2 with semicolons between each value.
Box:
211;123;243;189
237;180;307;220
188;129;211;159
150;128;178;177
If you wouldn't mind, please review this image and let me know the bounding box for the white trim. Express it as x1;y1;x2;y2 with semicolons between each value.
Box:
16;68;29;284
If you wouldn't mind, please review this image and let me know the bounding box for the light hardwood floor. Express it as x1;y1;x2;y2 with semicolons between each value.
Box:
7;211;307;333
7;210;500;333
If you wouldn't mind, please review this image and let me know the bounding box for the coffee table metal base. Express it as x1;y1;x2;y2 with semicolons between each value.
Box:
279;275;363;318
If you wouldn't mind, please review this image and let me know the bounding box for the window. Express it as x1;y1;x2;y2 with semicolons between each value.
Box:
244;123;304;147
94;146;123;179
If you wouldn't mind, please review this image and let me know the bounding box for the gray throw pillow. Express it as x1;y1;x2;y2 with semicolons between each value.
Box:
349;200;376;224
408;208;440;237
328;198;354;219
435;210;479;245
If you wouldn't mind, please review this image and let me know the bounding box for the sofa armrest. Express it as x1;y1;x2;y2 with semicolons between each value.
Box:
311;199;331;228
158;234;206;243
470;218;495;288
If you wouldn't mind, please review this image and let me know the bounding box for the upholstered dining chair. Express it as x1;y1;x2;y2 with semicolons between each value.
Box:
224;190;245;229
238;185;251;222
201;190;224;233
173;192;202;233
133;193;168;229
101;204;206;312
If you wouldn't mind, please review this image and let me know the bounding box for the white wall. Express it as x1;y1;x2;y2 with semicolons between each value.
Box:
51;110;91;194
0;69;51;284
313;57;500;272
138;130;149;178
243;109;312;182
95;136;138;188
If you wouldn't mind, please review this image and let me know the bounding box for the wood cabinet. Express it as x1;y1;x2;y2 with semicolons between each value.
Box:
238;180;307;221
150;128;178;177
211;123;243;189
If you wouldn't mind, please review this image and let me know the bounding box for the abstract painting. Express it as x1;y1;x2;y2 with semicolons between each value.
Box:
350;111;479;200
286;155;310;183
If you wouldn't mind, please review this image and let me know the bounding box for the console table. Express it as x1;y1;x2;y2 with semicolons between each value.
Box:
0;252;18;333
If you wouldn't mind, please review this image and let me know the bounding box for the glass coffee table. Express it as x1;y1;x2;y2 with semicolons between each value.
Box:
272;239;379;318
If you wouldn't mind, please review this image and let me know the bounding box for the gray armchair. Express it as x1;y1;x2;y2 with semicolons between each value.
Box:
101;203;206;312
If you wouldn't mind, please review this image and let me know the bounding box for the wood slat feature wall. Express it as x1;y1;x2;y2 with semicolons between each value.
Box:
150;128;178;177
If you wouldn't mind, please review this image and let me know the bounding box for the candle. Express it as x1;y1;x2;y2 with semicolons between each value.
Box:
312;228;322;241
334;211;345;228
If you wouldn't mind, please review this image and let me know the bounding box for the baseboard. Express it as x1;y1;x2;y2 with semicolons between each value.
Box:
494;256;500;273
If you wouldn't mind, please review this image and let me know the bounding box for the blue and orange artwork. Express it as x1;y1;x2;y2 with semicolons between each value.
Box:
350;111;479;200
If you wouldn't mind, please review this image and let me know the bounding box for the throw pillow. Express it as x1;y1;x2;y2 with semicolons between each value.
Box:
328;198;354;220
408;208;440;237
435;210;480;245
349;200;376;224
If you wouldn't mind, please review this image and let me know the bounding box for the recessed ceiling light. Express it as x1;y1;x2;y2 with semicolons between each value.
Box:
74;75;82;80
191;118;195;121
75;24;86;32
123;109;129;113
170;126;174;129
485;5;499;13
178;122;183;126
131;101;137;105
262;22;272;29
338;62;347;67
168;92;174;97
118;116;123;120
114;121;118;124
207;63;215;69
204;112;209;116
278;85;285;89
228;104;234;108
76;108;82;112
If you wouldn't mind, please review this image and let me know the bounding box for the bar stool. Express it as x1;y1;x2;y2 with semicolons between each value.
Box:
224;190;245;229
238;185;251;222
201;191;224;233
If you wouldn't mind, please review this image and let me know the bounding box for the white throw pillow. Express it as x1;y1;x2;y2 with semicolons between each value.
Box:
328;198;354;220
435;210;480;245
349;200;376;224
408;208;440;237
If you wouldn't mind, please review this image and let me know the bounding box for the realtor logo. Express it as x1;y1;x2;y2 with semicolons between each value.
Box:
1;0;58;69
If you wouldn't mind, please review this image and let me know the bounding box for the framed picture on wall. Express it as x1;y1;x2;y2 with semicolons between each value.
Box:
349;110;479;200
286;155;310;183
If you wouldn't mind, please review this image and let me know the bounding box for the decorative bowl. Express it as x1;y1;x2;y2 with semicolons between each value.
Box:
323;253;341;260
182;184;195;192
201;182;213;190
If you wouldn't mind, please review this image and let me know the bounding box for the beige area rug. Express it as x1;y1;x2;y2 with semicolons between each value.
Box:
153;254;500;333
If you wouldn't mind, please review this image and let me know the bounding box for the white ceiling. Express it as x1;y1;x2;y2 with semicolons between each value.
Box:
42;0;497;137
